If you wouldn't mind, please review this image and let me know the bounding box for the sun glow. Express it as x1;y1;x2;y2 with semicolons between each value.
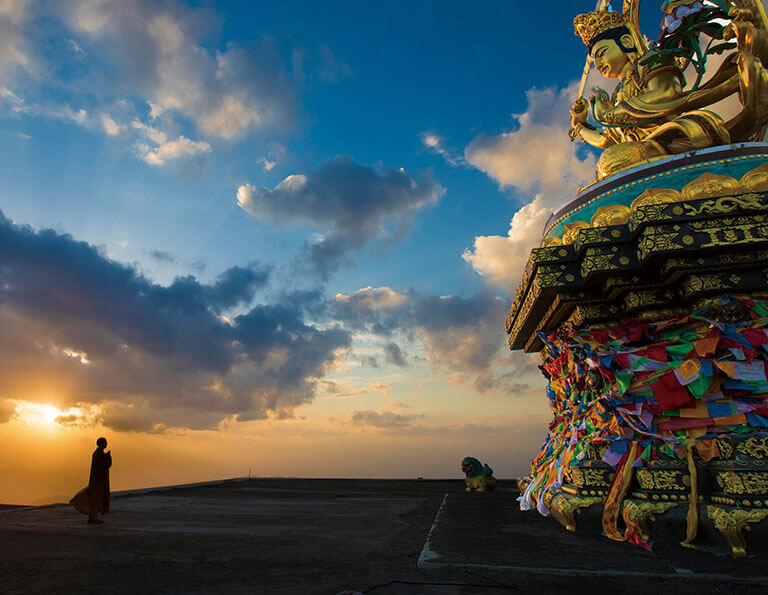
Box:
11;401;92;428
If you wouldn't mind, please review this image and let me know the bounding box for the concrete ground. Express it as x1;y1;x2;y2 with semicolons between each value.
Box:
1;479;767;594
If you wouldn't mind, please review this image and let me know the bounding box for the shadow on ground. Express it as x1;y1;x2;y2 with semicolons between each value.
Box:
1;479;766;593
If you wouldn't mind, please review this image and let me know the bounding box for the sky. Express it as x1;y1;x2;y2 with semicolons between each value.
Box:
0;0;674;504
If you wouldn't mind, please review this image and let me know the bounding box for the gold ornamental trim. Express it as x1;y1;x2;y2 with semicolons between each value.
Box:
741;163;768;192
682;172;745;200
636;469;690;491
622;500;678;541
550;493;602;532
737;436;768;459
542;161;768;245
716;471;768;495
706;505;768;557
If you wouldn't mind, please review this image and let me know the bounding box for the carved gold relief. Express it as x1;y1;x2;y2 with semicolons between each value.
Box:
508;282;541;344
564;467;585;486
636;469;688;491
630;187;682;213
683;193;764;216
624;290;659;311
707;505;768;557
716;471;768;495
541;236;564;247
637;469;654;491
741;163;768;192
623;500;677;541
591;205;631;227
561;222;590;245
550;493;602;532
581;246;620;274
682;173;744;200
637;232;682;259
583;469;610;487
737;436;768;459
578;227;616;245
717;440;735;459
542;489;556;510
682;273;739;296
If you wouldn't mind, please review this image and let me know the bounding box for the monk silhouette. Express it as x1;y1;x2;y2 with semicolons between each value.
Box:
87;437;112;524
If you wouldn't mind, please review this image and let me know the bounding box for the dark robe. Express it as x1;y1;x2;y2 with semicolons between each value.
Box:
87;448;112;515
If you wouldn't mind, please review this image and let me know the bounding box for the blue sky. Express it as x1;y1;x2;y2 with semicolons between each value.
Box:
0;0;662;500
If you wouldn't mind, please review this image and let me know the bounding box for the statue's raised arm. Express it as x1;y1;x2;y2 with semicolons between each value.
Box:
569;0;768;181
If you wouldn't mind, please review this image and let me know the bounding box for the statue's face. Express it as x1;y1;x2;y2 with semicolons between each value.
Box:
591;38;631;79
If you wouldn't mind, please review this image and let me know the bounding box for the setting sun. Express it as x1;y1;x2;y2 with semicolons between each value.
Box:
10;401;91;428
12;401;65;426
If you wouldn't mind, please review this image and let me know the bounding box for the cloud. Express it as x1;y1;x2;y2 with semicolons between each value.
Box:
385;402;412;409
420;131;463;165
462;84;596;295
319;380;390;399
0;399;15;423
0;211;349;431
318;44;352;83
465;84;595;192
58;1;296;140
12;102;88;125
237;156;445;277
334;287;539;393
148;249;176;264
204;262;271;311
137;134;211;166
384;342;408;367
132;119;212;166
462;195;553;296
345;409;422;429
0;0;30;85
101;113;123;135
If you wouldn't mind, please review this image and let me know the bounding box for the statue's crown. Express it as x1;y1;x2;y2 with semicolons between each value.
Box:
574;10;627;47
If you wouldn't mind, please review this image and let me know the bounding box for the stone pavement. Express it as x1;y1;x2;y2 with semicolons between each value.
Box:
1;479;767;593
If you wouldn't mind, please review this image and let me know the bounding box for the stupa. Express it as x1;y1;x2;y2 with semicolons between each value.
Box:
508;0;768;556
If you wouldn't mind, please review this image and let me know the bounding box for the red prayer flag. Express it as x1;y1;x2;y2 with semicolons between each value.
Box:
651;371;692;410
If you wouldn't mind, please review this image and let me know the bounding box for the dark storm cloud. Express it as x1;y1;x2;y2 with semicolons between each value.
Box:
384;342;408;368
204;262;271;311
237;156;445;278
0;212;350;431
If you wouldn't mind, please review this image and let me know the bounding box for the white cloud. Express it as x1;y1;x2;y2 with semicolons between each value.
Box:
132;119;167;144
198;93;261;138
465;83;595;193
462;83;596;294
60;1;295;140
463;195;552;296
101;113;123;135
13;101;88;125
68;39;84;54
147;100;164;119
138;135;211;166
0;0;30;84
0;0;27;23
420;131;463;165
131;117;210;166
335;286;407;310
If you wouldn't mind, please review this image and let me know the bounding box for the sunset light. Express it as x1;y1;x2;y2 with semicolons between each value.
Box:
1;0;564;511
10;401;94;428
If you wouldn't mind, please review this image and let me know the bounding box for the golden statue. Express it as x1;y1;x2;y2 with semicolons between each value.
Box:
569;0;768;180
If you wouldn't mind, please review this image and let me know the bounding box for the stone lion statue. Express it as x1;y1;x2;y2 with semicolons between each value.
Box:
461;457;497;492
